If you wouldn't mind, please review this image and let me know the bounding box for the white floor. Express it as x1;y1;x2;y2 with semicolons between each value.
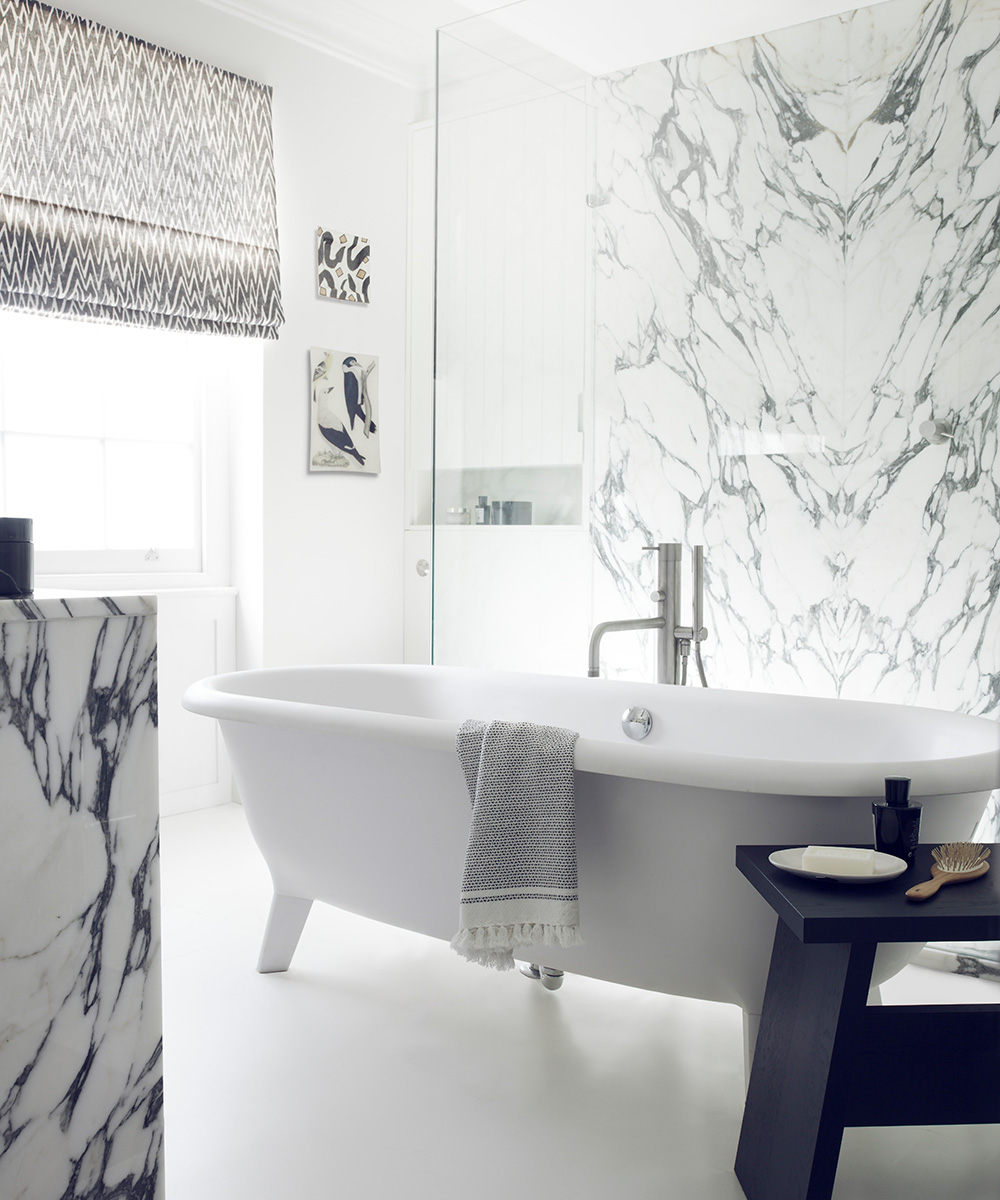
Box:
160;804;1000;1200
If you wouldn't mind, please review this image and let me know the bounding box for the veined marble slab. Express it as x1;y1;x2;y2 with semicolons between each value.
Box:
589;0;1000;845
916;942;1000;980
0;592;156;623
591;0;1000;722
0;598;162;1198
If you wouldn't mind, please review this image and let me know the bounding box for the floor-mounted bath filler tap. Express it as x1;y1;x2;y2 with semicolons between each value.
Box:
918;418;955;445
587;542;709;685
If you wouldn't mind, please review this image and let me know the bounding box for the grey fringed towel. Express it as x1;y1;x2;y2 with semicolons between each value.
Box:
451;718;582;970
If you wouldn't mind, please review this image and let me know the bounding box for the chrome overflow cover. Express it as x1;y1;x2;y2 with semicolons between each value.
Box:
621;706;652;740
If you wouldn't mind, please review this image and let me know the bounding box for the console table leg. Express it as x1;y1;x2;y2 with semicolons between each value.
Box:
734;922;875;1200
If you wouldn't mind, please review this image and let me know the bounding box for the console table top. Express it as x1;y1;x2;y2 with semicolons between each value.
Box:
736;843;1000;944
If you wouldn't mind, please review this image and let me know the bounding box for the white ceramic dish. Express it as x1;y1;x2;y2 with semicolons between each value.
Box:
769;847;908;883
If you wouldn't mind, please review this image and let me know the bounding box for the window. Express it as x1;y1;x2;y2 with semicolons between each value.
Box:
0;311;253;585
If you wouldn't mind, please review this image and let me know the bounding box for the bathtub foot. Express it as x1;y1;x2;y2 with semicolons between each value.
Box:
520;963;565;990
257;894;313;973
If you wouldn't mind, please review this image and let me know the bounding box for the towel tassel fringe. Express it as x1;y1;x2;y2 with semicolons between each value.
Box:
450;922;583;970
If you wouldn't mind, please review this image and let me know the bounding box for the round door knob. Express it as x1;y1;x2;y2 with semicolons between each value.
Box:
415;558;430;577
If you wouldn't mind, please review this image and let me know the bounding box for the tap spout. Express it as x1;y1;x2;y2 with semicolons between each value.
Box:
587;616;666;678
587;541;708;685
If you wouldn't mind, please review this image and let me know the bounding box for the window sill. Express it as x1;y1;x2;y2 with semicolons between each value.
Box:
36;574;235;595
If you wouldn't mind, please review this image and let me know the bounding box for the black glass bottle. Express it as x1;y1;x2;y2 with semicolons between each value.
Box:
872;776;921;866
0;517;33;597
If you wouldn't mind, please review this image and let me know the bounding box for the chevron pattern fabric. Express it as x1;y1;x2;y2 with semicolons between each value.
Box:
0;0;283;338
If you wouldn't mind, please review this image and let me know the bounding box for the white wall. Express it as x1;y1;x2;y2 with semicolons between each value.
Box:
59;0;422;669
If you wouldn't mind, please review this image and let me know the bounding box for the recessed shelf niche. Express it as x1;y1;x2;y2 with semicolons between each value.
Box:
415;464;583;527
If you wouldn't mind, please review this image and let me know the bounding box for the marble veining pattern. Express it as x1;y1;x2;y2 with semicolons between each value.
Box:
590;0;1000;837
918;940;1000;978
0;592;157;624
0;601;162;1199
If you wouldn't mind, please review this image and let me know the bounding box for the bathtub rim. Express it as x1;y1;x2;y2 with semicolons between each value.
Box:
182;663;1000;800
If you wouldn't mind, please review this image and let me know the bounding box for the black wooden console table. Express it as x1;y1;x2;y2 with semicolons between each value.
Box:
734;843;1000;1200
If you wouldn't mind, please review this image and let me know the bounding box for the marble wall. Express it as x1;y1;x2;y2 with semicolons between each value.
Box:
0;595;162;1199
591;0;1000;724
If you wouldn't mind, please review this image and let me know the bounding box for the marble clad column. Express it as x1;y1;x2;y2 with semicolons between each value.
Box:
0;594;162;1199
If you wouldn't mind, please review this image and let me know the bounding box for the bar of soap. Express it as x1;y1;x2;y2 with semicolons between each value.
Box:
801;845;876;876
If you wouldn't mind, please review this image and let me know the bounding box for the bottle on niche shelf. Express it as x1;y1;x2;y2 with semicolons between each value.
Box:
475;496;491;525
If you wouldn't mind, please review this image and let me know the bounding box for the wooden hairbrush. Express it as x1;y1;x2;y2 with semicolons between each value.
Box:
904;842;990;901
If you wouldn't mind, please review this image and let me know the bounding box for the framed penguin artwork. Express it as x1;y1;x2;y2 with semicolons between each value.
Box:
309;347;380;474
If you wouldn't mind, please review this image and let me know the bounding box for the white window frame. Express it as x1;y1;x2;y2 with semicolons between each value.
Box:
0;315;257;592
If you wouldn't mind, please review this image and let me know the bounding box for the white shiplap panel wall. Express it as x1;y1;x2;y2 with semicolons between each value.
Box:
499;101;527;466
436;89;587;472
481;106;507;468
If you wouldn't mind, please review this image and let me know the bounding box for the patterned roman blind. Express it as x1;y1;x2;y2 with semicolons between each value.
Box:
0;0;283;338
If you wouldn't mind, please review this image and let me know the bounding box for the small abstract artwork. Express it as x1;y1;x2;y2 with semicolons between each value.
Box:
310;347;380;473
316;227;371;303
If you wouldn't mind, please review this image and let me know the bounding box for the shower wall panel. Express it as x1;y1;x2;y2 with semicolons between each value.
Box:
591;0;1000;749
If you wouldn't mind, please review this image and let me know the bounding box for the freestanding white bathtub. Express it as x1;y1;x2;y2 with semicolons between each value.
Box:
182;664;999;1072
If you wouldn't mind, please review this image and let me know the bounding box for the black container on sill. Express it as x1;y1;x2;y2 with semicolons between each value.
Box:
872;775;921;866
0;517;33;598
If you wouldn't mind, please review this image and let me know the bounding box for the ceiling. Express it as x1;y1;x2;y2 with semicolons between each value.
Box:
197;0;890;90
